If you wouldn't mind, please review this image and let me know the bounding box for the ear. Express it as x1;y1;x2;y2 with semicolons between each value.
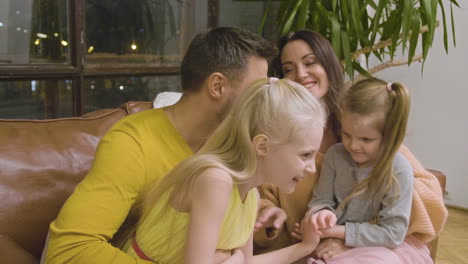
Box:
206;72;226;100
252;134;269;157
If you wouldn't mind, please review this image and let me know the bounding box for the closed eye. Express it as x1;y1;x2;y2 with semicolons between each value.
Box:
302;151;316;159
304;60;317;66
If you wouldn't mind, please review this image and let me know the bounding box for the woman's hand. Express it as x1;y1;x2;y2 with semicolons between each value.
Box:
314;238;350;260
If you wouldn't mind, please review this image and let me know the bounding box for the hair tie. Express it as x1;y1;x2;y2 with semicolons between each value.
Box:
269;77;279;85
387;82;393;91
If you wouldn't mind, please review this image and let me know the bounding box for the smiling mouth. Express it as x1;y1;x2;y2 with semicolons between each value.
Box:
303;82;317;89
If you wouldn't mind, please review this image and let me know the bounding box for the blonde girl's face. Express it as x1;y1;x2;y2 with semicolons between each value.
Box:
280;40;330;99
341;112;383;168
261;121;323;194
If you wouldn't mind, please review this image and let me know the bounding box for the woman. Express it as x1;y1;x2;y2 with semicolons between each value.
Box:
272;30;343;154
254;29;445;264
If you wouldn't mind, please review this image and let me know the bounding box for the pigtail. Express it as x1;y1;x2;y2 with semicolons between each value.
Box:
370;82;410;203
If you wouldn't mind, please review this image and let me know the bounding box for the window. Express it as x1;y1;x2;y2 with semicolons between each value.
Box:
0;0;273;119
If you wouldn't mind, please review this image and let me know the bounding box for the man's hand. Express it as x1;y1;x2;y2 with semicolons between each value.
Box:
254;206;287;232
315;238;350;260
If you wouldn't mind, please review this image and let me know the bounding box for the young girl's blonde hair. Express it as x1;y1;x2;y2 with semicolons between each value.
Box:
121;78;326;242
338;77;410;210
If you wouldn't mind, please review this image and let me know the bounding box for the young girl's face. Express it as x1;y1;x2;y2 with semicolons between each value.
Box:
261;121;323;193
341;112;383;168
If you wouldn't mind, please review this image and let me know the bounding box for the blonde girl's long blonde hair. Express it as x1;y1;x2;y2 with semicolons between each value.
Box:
127;78;327;236
338;77;410;210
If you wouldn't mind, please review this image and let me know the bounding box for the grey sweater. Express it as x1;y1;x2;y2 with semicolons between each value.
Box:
308;143;413;248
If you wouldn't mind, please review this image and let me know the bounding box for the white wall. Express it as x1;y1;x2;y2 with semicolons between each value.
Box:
375;2;468;208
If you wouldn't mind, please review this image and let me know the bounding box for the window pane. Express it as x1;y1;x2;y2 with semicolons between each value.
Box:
83;75;180;113
0;79;73;119
0;0;69;64
218;1;279;40
85;0;189;66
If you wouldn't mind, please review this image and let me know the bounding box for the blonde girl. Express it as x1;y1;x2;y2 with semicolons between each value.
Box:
121;78;327;264
301;78;430;263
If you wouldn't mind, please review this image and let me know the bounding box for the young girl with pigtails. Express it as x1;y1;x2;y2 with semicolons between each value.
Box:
299;78;433;264
119;78;328;264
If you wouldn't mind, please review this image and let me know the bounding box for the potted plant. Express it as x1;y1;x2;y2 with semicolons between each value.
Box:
256;0;459;81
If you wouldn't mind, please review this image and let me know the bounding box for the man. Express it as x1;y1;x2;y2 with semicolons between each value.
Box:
43;27;276;263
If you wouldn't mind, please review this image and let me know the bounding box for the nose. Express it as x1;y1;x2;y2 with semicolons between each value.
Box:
296;64;308;81
348;138;360;151
305;160;316;174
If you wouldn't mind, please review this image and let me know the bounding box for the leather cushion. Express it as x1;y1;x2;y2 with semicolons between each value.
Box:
0;108;126;260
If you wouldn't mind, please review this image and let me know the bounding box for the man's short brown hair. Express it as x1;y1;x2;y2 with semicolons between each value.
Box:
180;27;277;92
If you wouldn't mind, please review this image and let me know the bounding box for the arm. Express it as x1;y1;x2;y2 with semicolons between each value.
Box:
185;168;234;264
250;214;320;264
345;156;414;248
308;150;337;214
44;129;154;264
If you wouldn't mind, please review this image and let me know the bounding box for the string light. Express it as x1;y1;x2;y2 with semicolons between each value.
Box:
36;33;47;39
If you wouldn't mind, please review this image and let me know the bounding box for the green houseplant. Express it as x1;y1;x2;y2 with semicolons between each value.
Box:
257;0;459;80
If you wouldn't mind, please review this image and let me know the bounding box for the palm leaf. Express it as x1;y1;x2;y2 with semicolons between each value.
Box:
437;0;448;53
450;4;457;47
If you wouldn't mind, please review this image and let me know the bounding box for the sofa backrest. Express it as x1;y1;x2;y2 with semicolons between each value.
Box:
0;108;126;262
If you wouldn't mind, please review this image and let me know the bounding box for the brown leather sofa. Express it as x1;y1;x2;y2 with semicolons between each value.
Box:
0;101;446;263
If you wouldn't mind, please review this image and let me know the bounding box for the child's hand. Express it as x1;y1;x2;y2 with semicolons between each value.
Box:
306;209;336;232
314;238;350;260
255;206;287;232
291;222;304;240
298;215;321;250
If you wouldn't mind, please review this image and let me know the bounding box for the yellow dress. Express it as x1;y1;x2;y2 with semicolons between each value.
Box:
123;185;258;263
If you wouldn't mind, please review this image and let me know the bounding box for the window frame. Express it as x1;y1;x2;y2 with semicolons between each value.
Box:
0;0;218;116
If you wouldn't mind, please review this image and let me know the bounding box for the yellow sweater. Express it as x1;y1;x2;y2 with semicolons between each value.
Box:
44;108;193;264
254;145;447;253
123;185;257;263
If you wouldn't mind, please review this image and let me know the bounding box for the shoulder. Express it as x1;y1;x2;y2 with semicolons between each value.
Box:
393;152;412;172
393;152;413;183
113;108;165;130
194;167;234;196
103;108;170;142
190;167;235;212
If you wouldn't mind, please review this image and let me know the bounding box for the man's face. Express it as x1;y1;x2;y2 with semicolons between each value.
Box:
221;55;268;116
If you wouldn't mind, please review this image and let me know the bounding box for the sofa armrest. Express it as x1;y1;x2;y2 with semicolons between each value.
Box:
427;169;446;197
119;101;153;115
425;168;447;263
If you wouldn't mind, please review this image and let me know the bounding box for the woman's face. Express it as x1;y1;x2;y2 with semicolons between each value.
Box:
280;39;329;98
